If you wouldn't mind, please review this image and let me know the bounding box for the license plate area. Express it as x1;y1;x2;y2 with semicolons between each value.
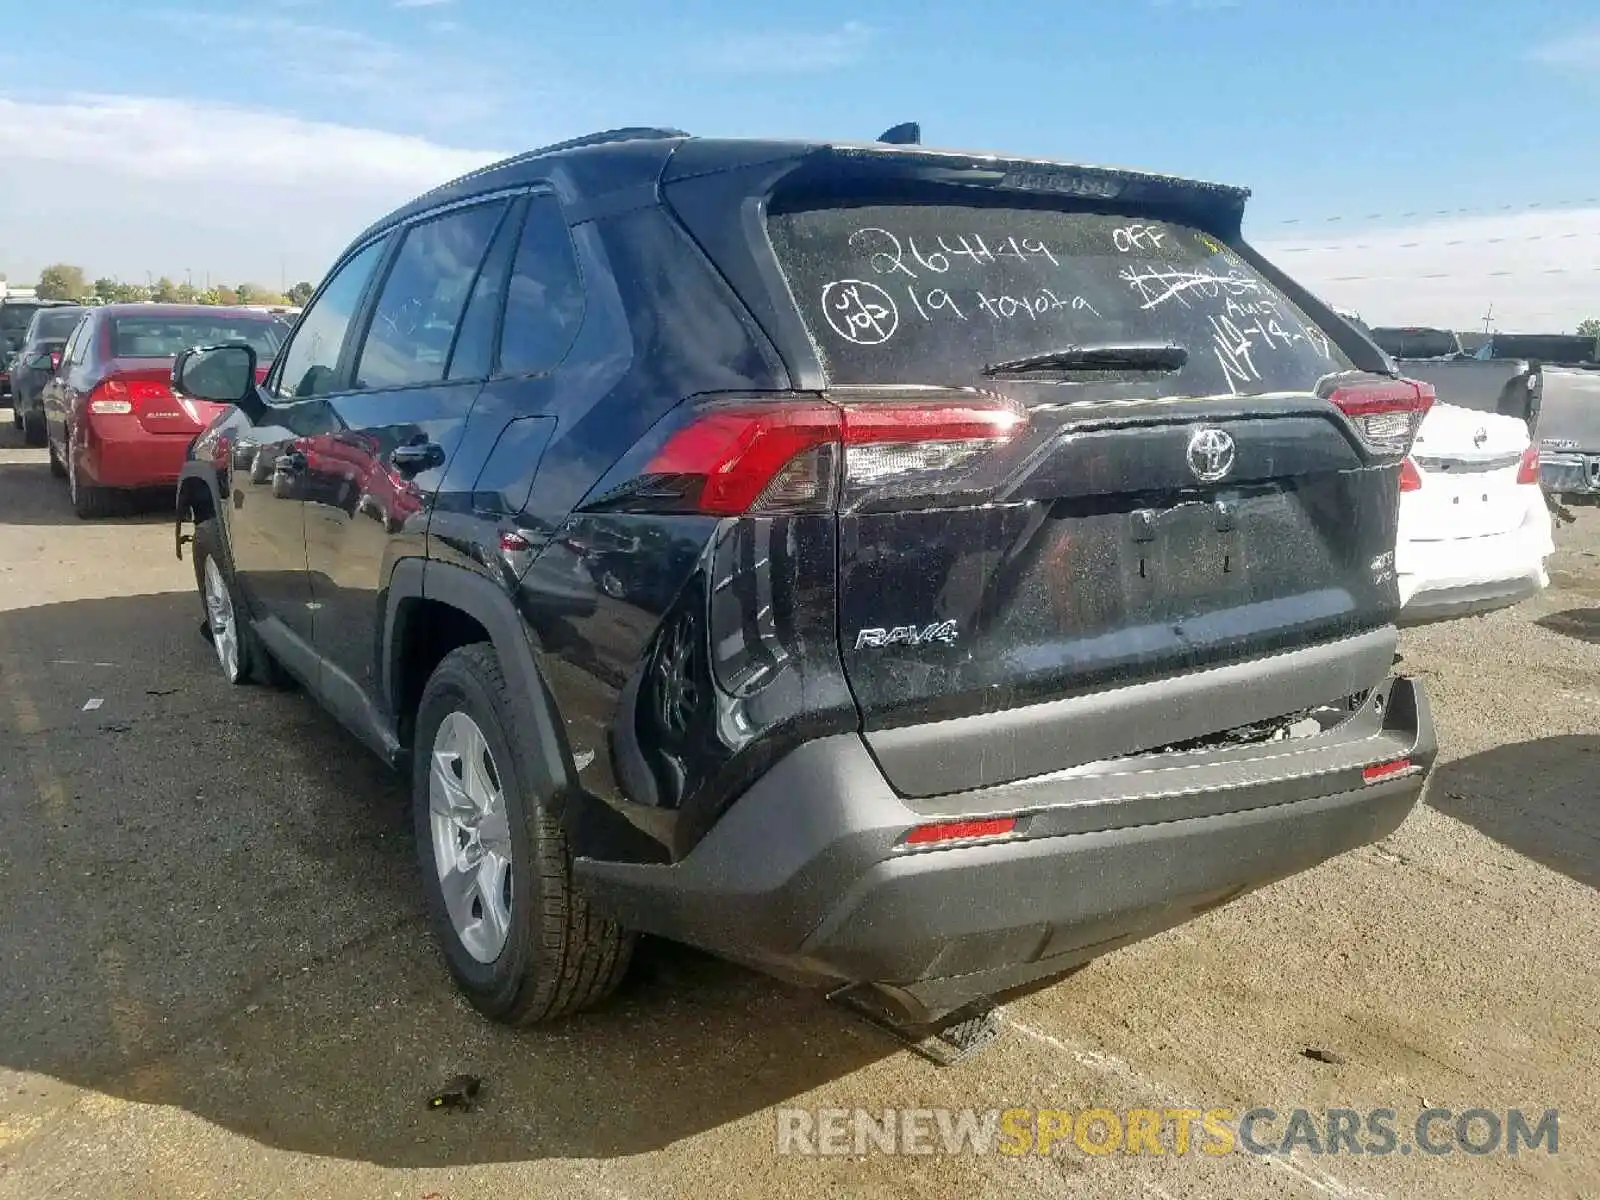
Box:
1415;469;1522;538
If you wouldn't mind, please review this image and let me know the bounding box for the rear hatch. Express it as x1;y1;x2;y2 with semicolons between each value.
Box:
1404;404;1531;539
665;147;1422;794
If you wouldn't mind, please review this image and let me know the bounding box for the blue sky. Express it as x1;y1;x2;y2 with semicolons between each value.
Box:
1;0;1597;327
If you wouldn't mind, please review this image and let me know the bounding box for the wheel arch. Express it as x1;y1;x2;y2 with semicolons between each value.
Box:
385;560;573;804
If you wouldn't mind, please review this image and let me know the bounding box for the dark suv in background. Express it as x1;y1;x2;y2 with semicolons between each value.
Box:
2;296;79;407
172;128;1437;1034
9;303;86;444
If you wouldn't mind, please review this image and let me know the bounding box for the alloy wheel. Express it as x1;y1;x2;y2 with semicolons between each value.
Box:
429;711;514;963
202;557;241;681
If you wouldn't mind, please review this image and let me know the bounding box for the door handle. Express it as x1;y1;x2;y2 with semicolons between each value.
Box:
275;450;307;473
390;441;445;475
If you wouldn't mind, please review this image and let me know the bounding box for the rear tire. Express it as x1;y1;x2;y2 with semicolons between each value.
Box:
192;518;291;687
66;438;116;519
46;434;65;478
413;643;634;1024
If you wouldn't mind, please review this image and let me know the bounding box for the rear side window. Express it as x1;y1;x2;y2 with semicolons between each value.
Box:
497;194;585;377
354;199;509;391
767;202;1352;397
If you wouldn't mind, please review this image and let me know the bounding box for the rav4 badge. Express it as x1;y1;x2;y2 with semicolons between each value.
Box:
855;621;960;650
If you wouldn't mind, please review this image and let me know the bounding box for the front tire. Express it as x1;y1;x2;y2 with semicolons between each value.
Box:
192;518;290;687
21;411;45;447
413;643;634;1024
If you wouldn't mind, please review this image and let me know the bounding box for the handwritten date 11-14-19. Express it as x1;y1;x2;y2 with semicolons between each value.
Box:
848;227;1058;279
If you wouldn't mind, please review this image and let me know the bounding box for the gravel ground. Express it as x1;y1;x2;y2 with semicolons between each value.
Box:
0;411;1596;1200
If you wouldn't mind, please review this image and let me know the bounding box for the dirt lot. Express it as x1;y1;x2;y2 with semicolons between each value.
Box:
1;412;1596;1200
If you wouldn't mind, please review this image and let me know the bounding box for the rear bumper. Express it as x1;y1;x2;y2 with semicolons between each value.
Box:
1396;518;1552;626
81;415;194;488
1541;452;1600;497
578;673;1434;1023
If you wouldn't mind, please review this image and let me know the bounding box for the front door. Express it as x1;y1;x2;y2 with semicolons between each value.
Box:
231;236;390;653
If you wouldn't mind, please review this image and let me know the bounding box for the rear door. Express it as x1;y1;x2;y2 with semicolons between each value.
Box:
302;195;514;708
760;191;1412;786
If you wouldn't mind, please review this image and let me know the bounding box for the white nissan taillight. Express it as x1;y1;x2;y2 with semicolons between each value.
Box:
626;390;1027;515
1324;377;1435;457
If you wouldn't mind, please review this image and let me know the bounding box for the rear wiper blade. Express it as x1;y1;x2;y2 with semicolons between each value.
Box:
983;343;1189;377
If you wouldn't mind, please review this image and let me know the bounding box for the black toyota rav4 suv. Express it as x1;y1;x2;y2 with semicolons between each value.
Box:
172;128;1437;1031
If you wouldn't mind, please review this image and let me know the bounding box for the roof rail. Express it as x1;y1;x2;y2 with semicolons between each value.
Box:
413;126;691;209
519;127;690;158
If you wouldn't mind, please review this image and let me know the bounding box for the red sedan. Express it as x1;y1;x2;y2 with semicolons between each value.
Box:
42;304;289;518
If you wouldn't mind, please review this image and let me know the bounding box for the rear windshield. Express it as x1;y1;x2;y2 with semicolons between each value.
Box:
767;201;1352;396
1;304;44;331
1481;335;1598;365
33;309;84;339
108;315;286;359
1370;328;1459;359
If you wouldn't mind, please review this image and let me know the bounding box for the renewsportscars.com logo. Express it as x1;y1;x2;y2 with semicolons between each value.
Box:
776;1106;1560;1159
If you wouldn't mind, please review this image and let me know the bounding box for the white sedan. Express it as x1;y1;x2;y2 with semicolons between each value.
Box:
1396;401;1554;625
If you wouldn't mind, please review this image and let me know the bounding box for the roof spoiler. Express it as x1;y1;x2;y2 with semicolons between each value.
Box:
876;122;921;145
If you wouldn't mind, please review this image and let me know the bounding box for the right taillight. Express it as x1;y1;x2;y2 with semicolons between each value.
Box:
1325;377;1435;457
1515;446;1542;486
622;390;1027;516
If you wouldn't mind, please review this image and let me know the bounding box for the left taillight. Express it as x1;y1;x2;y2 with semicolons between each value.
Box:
87;375;172;415
1324;377;1435;457
48;350;61;369
610;390;1027;516
1515;446;1542;486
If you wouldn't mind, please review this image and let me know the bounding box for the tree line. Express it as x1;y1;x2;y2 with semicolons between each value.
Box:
26;263;315;308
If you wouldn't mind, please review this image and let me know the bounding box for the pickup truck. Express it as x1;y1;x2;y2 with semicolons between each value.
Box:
1363;324;1541;435
1473;334;1600;505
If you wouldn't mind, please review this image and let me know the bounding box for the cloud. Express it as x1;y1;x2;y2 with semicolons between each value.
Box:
1525;29;1600;69
698;21;874;74
1255;207;1600;332
148;10;503;128
0;93;507;287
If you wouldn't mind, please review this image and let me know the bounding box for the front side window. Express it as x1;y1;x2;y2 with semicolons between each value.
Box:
272;238;387;401
354;201;509;391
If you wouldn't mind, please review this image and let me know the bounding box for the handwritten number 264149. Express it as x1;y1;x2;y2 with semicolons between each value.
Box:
848;227;1057;279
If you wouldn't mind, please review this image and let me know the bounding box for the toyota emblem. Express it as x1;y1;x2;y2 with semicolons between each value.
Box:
1186;427;1236;483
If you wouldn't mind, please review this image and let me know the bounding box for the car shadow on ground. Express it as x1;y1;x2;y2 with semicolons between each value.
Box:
0;412;173;526
1535;607;1600;645
0;589;894;1168
1429;734;1600;891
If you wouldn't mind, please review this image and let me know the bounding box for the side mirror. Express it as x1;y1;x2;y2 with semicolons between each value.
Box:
25;353;53;371
172;343;257;405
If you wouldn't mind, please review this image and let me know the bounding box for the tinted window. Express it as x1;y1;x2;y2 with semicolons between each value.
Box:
1370;328;1458;359
69;318;93;366
33;309;85;340
273;238;386;400
109;315;286;359
767;202;1353;397
497;195;584;376
1;304;41;331
447;205;520;382
354;201;507;391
